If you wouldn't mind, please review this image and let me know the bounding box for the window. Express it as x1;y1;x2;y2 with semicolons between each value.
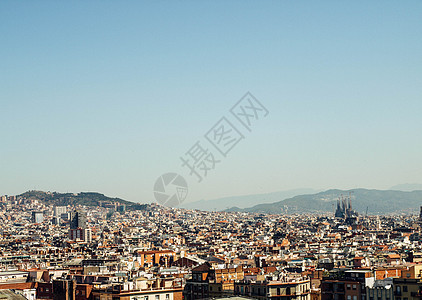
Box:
353;296;357;300
347;284;351;290
155;296;159;300
347;296;351;300
165;295;169;300
353;285;357;290
403;286;408;292
144;297;149;300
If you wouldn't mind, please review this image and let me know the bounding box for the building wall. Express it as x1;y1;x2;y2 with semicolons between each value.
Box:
52;280;76;300
344;281;361;300
393;278;422;300
366;287;393;300
93;288;182;300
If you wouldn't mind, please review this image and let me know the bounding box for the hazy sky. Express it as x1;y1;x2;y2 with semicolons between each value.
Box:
1;1;421;204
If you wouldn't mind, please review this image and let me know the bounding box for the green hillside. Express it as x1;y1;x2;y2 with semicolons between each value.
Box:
226;189;422;215
19;190;147;210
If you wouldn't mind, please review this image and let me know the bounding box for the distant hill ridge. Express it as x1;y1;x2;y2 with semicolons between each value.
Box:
18;190;147;210
224;188;422;215
181;188;319;211
14;188;422;214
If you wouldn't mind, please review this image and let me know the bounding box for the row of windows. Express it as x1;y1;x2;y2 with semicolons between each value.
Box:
192;285;208;292
369;296;391;300
132;294;170;300
396;285;413;292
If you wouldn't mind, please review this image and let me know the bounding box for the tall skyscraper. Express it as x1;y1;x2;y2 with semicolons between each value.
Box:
54;206;67;217
68;228;92;243
32;211;44;223
70;211;87;229
419;206;422;221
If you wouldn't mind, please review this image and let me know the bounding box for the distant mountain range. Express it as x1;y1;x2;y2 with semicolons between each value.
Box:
390;183;422;192
14;187;422;215
180;188;319;211
224;189;422;215
18;190;148;210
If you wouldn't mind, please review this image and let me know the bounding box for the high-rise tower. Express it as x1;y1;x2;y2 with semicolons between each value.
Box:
70;210;87;229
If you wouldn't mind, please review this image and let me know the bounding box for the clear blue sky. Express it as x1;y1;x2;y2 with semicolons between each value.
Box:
1;1;421;204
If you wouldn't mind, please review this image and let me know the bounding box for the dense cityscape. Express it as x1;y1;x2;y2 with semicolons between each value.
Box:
1;193;422;300
2;1;421;300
